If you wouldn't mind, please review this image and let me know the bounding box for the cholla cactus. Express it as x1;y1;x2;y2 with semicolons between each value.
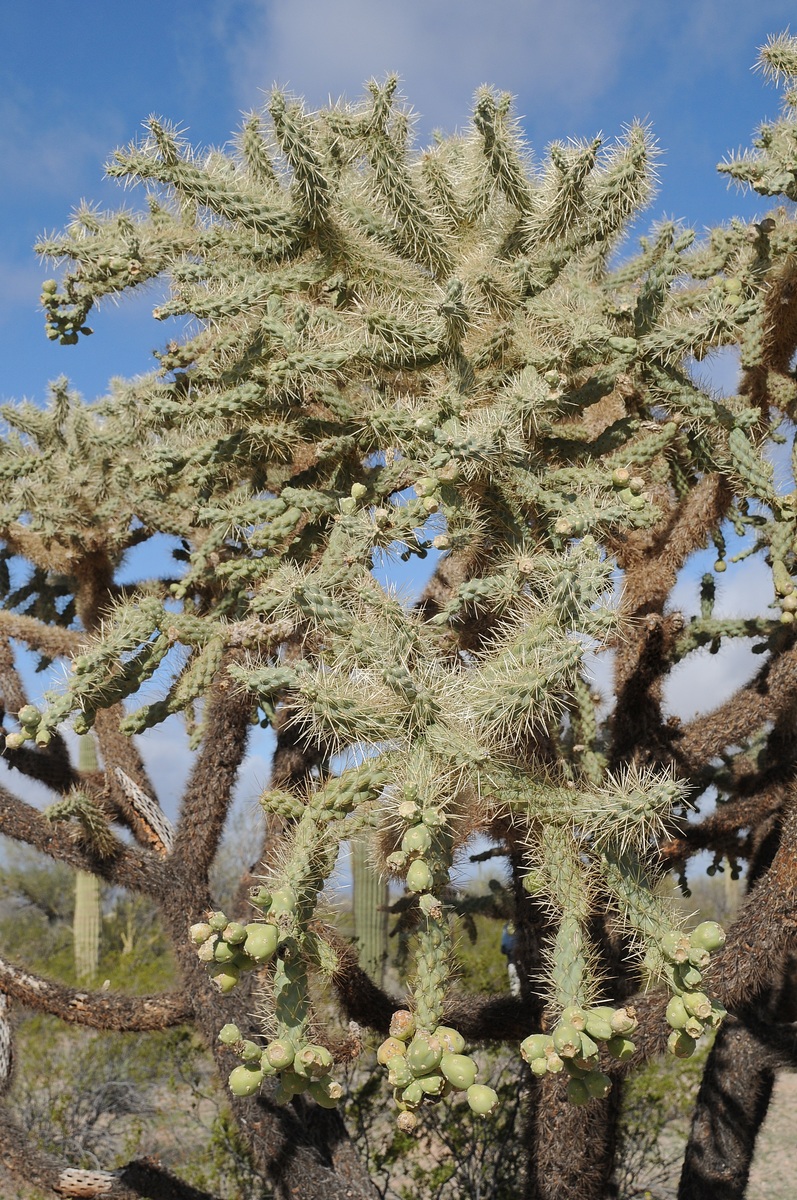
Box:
3;34;797;1200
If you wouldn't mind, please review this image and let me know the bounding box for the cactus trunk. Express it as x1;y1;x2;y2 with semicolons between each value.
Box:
352;840;388;986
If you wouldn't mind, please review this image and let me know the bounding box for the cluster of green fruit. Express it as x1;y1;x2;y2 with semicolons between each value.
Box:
385;801;446;893
520;1004;638;1106
609;466;648;512
39;279;93;345
5;704;49;750
218;1022;342;1107
772;557;797;623
190;897;285;994
377;1011;497;1132
662;921;727;1058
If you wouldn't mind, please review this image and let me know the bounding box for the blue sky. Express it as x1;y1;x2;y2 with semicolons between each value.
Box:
1;2;794;824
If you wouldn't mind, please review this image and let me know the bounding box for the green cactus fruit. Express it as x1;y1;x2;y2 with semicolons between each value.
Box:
3;732;26;751
228;1065;264;1097
666;995;689;1029
688;946;711;970
566;1078;591;1106
683;992;712;1020
530;1057;549;1077
386;851;408;871
606;1037;635;1062
251;887;272;909
546;1052;564;1074
213;939;236;964
17;705;41;728
584;1012;614;1042
683;1017;704;1040
415;476;438;497
41;279;58;294
309;1078;343;1108
405;859;433;893
407;1033;443;1076
35;728;51;747
350;482;368;500
708;1001;728;1026
276;935;299;963
421;807;444;828
266;1040;295;1071
579;1031;600;1058
690;921;726;952
223;922;247;944
270;886;298;914
520;1034;552;1064
243;922;279;963
240;1040;262;1063
610;1007;638;1036
440;1053;478;1090
387;1056;413;1088
418;1072;446;1096
218;1023;242;1046
377;1037;408;1066
467;1084;499;1116
419;893;443;918
560;1006;587;1031
209;964;240;993
661;931;690;962
208;911;228;932
674;963;703;991
584;1071;612;1100
401;825;433;855
434;1026;465;1054
390;1010;416;1042
553;1023;582;1058
293;1045;334;1079
401;1080;425;1108
190;922;214;945
668;1030;697;1059
278;1069;307;1098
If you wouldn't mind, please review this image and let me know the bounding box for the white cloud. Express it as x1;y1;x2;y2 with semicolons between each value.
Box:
217;0;641;134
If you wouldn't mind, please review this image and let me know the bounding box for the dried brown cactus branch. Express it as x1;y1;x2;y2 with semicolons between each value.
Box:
0;783;164;894
0;955;193;1030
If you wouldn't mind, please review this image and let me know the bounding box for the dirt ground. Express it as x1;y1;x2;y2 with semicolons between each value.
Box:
747;1072;797;1200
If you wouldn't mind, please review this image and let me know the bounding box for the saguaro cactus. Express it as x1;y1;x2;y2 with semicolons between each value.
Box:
73;735;102;983
3;31;797;1200
351;839;389;986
